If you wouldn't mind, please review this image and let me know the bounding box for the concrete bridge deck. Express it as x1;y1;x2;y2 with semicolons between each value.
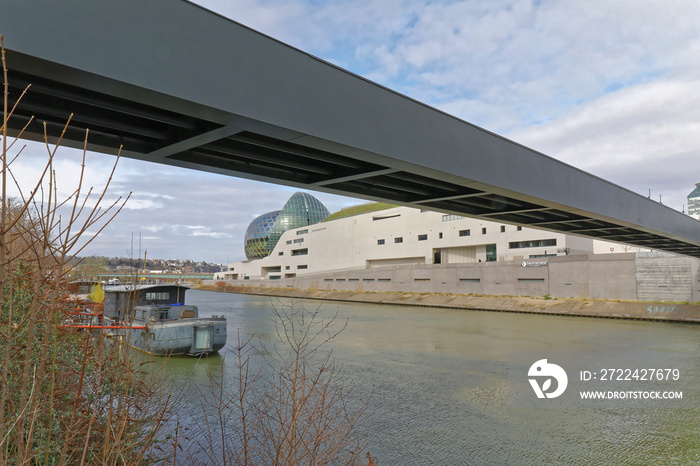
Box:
1;0;699;256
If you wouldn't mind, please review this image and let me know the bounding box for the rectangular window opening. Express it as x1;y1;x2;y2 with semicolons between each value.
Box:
509;239;557;249
373;213;401;221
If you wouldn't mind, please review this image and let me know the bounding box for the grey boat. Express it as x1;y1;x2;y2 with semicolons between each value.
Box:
103;284;227;356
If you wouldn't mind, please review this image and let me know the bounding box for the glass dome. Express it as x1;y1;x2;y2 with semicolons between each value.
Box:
243;192;331;260
244;210;280;260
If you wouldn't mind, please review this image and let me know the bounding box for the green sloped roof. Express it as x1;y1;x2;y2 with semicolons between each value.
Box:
323;202;398;222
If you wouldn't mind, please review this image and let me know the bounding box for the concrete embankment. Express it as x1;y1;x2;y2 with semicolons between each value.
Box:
196;285;700;324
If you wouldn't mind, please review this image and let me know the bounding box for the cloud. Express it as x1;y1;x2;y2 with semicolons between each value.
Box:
509;76;700;210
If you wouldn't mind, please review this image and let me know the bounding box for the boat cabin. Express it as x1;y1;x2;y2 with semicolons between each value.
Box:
103;284;189;319
133;304;199;321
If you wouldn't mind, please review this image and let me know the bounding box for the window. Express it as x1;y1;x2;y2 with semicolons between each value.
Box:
291;248;308;256
373;213;401;221
509;239;557;249
269;275;281;280
486;243;497;262
146;292;170;301
286;240;292;245
500;225;506;233
418;234;428;241
517;226;523;231
377;239;385;245
459;229;470;237
293;238;304;244
442;214;464;222
296;229;308;235
482;227;487;234
278;252;283;256
439;232;443;239
420;209;429;213
285;266;290;270
394;237;403;243
297;264;308;269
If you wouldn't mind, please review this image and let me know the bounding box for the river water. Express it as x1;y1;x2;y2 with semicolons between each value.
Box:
159;289;700;465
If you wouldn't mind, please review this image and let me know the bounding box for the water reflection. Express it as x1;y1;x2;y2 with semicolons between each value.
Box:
150;290;700;465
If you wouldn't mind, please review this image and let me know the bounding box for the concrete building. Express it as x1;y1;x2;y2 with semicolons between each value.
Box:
688;183;700;220
216;192;634;281
214;193;700;302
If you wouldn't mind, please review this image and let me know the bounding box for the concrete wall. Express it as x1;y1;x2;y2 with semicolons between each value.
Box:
211;252;700;303
636;252;696;302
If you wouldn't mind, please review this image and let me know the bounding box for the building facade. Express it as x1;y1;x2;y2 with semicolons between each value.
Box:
688;183;700;220
216;194;631;282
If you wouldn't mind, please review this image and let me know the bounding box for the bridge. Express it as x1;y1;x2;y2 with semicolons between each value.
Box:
2;0;700;257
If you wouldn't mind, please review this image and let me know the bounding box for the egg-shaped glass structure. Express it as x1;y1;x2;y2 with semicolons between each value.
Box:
243;192;331;260
244;210;280;260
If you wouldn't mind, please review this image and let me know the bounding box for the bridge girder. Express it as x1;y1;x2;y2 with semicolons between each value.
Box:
1;0;699;257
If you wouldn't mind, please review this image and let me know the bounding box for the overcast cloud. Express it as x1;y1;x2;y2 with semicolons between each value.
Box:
7;0;700;263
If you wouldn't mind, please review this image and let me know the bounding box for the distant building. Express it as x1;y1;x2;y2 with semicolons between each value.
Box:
244;192;330;260
216;193;631;281
688;183;700;219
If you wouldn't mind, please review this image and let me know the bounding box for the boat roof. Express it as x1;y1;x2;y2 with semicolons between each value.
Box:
103;284;190;293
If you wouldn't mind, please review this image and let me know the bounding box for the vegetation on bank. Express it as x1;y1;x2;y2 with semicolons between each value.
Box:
1;37;372;464
68;255;222;279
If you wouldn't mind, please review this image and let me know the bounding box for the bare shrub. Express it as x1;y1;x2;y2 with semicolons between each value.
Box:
0;35;171;464
187;301;371;465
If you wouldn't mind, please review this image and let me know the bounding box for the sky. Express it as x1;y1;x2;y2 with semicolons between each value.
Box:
6;0;700;263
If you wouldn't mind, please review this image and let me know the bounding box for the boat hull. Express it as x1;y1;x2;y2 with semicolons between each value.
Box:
119;317;227;356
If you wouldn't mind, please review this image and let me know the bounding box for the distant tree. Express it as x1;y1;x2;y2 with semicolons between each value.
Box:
72;255;108;279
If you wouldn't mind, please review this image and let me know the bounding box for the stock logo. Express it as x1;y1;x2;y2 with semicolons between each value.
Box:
528;359;568;399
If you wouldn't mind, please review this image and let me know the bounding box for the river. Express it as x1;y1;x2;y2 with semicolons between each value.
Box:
158;289;700;465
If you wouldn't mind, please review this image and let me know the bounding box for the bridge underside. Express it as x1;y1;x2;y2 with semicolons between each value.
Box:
2;0;700;257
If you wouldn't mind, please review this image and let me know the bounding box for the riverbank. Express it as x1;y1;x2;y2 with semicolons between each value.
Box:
196;284;700;323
